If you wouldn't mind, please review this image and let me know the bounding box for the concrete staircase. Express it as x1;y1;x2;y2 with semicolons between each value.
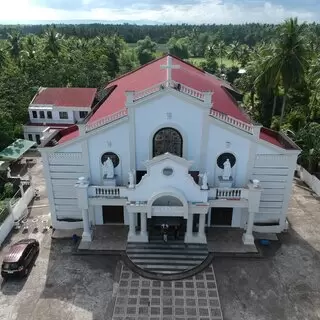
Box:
126;235;209;274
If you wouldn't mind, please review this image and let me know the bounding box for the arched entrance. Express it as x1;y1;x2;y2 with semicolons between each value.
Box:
153;127;183;157
146;189;188;241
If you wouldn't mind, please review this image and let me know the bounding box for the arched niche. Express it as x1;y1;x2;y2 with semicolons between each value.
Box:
152;127;183;157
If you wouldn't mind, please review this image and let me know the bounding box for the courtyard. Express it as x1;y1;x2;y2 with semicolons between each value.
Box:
0;156;320;320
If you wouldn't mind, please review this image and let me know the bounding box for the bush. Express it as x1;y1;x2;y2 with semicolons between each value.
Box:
3;182;14;199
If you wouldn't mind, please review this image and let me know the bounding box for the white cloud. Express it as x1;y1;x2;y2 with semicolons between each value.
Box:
0;0;317;23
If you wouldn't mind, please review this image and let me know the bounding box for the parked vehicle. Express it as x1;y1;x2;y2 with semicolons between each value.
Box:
1;239;39;279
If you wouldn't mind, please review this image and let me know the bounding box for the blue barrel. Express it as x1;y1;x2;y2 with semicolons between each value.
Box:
259;239;270;246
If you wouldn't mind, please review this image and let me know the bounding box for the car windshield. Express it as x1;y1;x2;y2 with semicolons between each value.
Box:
2;262;18;270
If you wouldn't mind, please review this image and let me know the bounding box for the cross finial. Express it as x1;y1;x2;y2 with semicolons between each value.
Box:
160;56;180;81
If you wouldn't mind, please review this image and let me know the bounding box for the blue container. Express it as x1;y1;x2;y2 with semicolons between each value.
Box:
259;239;270;246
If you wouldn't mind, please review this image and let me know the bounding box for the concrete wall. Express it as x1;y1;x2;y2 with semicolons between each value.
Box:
0;211;14;246
296;165;320;196
134;93;205;170
11;186;34;221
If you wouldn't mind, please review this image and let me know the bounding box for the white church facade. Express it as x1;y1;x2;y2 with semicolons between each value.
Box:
38;54;300;246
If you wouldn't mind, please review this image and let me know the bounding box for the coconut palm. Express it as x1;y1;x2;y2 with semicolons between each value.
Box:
260;18;309;126
207;40;227;72
44;28;64;57
228;41;241;64
7;31;22;62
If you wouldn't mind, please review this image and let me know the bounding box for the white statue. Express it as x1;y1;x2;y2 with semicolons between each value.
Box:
222;158;232;180
128;171;134;188
201;172;208;190
103;157;114;179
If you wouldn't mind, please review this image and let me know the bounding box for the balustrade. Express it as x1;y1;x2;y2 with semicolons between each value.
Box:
216;188;242;200
209;109;253;134
90;186;122;198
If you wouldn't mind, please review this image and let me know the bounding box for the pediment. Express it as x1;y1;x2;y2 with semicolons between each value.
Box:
144;152;193;169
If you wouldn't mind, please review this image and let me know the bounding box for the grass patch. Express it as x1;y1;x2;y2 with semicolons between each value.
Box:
188;57;239;68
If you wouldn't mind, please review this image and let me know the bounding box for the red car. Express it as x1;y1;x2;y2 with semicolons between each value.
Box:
1;239;39;279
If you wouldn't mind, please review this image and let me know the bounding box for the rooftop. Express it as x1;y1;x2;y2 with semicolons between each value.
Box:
32;87;97;108
42;54;299;151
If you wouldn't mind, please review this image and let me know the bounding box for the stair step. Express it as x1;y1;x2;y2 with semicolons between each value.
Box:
136;264;195;270
127;243;207;249
131;259;205;265
126;249;208;255
127;253;208;259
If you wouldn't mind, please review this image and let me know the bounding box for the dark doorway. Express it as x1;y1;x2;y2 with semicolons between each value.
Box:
210;208;233;226
189;171;199;184
136;171;147;184
192;214;200;232
103;206;124;224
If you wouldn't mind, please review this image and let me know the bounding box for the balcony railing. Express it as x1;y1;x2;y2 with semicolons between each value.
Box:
85;108;128;132
132;80;206;103
207;187;249;201
88;186;127;198
209;109;253;134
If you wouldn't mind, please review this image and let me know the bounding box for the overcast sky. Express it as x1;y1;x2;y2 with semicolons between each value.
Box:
0;0;319;24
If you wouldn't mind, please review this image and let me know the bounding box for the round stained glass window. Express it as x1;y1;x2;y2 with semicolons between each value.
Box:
101;152;120;168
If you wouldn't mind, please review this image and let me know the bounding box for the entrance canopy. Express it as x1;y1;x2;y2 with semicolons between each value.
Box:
0;139;36;161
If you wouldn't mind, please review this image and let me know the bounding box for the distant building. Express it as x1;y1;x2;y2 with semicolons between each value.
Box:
23;87;97;145
38;54;300;246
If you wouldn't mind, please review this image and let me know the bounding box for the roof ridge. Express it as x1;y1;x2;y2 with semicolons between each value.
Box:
106;54;168;86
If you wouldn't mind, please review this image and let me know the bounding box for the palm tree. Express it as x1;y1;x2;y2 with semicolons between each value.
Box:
207;41;227;72
7;31;22;62
260;18;309;126
44;28;63;57
228;41;241;64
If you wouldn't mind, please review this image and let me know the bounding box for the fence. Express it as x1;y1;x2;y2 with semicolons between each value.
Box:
296;165;320;196
0;183;34;246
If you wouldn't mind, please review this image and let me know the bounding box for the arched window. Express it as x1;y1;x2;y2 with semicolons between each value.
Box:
153;127;183;157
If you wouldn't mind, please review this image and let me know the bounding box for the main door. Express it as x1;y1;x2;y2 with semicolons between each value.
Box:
103;206;124;224
210;208;233;226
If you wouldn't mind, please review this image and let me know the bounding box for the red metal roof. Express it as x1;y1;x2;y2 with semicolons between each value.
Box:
54;54;293;149
32;87;97;108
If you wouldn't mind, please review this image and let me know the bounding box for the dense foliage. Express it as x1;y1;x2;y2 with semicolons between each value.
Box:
0;20;319;173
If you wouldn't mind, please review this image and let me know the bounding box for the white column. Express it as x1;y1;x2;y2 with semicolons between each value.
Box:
242;210;255;245
128;212;136;237
184;213;194;243
140;212;147;235
198;214;206;238
19;184;25;196
81;208;92;241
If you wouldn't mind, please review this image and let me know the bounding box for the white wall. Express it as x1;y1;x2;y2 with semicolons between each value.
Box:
134;93;205;170
0;213;14;246
126;157;208;202
59;142;83;153
11;186;34;221
29;109;75;124
87;122;130;185
206;122;251;187
296;165;320;196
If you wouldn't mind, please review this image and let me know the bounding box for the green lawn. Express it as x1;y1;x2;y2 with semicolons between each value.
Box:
188;57;239;68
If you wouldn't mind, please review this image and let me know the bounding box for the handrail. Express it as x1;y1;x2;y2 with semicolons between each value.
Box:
209;109;253;134
132;80;206;103
85;108;128;132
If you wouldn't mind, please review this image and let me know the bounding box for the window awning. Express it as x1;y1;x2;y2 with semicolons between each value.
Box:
0;139;36;161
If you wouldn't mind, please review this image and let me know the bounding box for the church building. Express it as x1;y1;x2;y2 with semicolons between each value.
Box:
38;54;300;246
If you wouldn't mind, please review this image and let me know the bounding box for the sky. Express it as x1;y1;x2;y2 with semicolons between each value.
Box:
0;0;319;24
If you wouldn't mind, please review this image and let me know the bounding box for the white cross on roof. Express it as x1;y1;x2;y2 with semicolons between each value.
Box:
160;56;180;81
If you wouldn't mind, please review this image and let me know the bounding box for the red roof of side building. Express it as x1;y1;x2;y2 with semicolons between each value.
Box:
32;87;97;108
55;54;297;150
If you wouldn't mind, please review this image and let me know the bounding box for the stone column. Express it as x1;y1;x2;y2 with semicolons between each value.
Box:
140;212;147;235
198;214;206;239
75;177;92;242
128;212;136;237
184;213;194;243
242;210;255;245
81;208;92;241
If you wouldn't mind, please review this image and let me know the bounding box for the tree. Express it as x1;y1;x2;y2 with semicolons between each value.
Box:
7;31;22;62
43;28;64;57
207;41;227;72
167;37;189;59
227;41;241;63
260;18;309;126
135;36;157;65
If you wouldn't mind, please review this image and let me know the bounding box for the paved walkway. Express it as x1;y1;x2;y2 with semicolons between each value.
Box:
112;264;223;320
